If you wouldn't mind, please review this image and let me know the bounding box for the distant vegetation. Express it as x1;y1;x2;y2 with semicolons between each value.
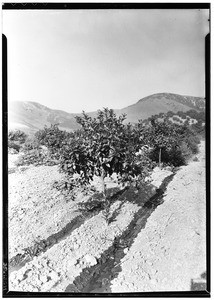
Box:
145;109;205;137
146;116;200;167
8;107;204;220
9;93;205;133
8;108;205;164
8;130;28;153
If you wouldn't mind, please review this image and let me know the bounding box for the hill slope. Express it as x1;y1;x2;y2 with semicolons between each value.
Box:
8;101;80;134
8;93;205;133
116;93;205;124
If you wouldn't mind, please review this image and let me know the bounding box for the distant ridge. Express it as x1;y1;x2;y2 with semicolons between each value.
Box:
116;93;205;124
8;93;205;133
137;93;204;110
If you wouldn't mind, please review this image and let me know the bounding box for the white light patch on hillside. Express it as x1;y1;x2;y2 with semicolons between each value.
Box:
8;122;29;129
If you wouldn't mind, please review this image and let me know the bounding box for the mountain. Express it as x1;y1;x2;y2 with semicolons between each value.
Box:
8;101;80;134
116;93;205;124
8;93;205;134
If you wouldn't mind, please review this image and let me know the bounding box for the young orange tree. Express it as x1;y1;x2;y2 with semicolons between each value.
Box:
35;124;71;160
148;116;199;167
58;108;153;215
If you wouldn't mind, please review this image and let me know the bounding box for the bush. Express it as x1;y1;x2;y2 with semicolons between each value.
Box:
172;116;180;122
149;144;188;167
16;148;59;167
168;147;186;167
35;124;68;148
8;130;27;144
35;124;70;160
16;149;41;166
186;136;200;154
147;117;200;167
193;156;199;162
21;136;40;152
58;108;154;219
177;141;192;164
16;124;68;165
167;111;174;118
8;130;28;152
8;141;21;152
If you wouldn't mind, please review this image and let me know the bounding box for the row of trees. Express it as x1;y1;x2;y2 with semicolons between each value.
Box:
9;108;201;204
146;109;205;126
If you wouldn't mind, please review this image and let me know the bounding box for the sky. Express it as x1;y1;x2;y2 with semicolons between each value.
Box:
3;9;209;113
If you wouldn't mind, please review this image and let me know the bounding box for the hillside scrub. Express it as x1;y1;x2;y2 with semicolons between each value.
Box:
8;130;28;153
159;110;205;131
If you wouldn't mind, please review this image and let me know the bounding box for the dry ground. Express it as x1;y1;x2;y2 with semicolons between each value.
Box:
111;142;206;292
8;142;206;293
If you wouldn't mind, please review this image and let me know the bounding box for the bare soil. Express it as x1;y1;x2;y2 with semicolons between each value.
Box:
8;142;206;293
111;142;206;292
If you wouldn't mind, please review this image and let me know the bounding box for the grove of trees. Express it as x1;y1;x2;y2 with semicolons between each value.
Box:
8;108;203;219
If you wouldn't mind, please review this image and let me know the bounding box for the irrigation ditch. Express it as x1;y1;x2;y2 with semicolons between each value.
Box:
8;170;176;293
65;173;175;293
9;186;131;274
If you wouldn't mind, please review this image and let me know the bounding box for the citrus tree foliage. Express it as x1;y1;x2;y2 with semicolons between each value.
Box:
35;124;71;159
8;130;27;143
8;130;28;152
16;124;72;166
22;136;41;152
147;117;199;166
59;108;153;199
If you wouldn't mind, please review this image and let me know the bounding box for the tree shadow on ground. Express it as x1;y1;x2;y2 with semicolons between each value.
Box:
107;183;155;224
65;173;176;293
76;187;128;217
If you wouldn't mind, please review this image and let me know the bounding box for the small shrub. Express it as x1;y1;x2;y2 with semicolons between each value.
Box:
149;144;188;167
8;130;27;144
177;141;192;164
8;141;21;152
18;124;70;165
185;134;200;155
147;117;200;167
193;156;199;162
16;148;59;167
167;111;174;118
172;116;180;122
21;136;40;152
35;124;70;159
8;130;28;153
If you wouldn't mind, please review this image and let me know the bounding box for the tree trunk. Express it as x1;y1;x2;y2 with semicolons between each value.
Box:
159;148;162;168
101;167;106;198
101;166;110;223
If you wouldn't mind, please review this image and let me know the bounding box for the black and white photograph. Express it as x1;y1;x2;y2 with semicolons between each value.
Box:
2;3;210;296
